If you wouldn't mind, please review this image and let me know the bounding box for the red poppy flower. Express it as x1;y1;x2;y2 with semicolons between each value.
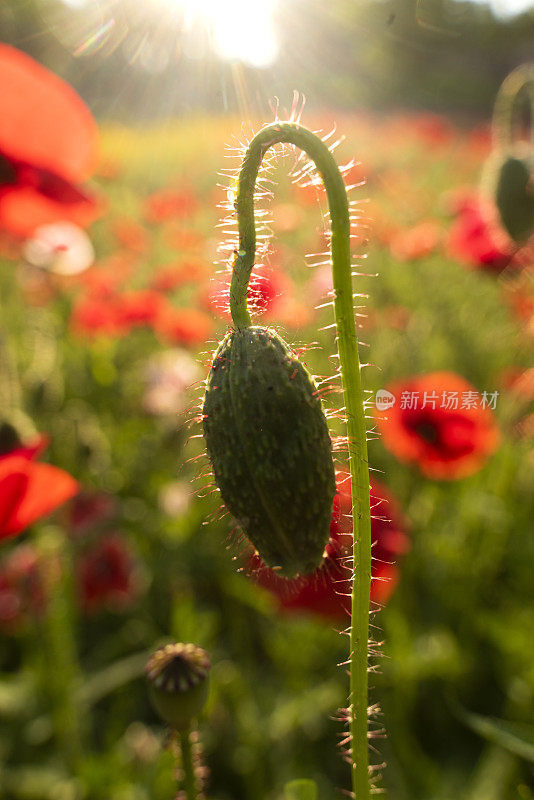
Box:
77;534;141;613
115;290;165;327
447;194;515;273
250;473;409;620
144;188;199;224
111;218;150;253
203;266;290;321
154;304;215;346
389;220;442;262
0;444;78;541
71;289;165;338
375;372;500;480
69;492;116;537
502;269;534;323
151;260;210;293
0;45;101;238
0;544;45;630
411;113;455;148
75;254;135;299
163;227;205;252
70;295;129;338
465;126;492;160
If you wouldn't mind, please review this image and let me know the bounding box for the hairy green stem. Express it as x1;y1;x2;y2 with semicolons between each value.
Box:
229;122;372;799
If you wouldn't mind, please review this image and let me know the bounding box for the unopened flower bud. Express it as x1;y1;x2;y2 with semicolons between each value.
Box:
202;326;336;578
494;149;534;243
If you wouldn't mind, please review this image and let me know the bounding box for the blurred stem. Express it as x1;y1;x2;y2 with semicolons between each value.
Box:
38;526;85;772
464;745;517;800
230;122;372;799
492;63;534;149
175;728;200;800
0;327;22;411
464;687;530;800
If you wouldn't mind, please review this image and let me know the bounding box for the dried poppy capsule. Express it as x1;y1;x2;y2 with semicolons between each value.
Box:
202;325;336;578
146;642;211;731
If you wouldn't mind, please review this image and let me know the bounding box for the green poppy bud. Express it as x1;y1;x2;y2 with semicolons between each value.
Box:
202;325;336;578
494;149;534;243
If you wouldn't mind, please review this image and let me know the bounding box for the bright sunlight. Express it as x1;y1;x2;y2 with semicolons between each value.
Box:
59;0;280;67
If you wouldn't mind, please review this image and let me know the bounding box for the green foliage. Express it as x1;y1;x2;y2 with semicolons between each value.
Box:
284;779;319;800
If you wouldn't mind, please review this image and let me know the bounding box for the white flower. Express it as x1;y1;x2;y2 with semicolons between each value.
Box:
23;222;94;276
143;349;200;416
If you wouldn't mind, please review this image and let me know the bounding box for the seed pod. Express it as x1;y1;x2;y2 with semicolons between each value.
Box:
146;642;210;731
202;325;336;578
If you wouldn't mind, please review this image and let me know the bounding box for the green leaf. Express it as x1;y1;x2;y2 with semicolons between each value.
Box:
77;651;150;707
459;706;534;763
284;779;319;800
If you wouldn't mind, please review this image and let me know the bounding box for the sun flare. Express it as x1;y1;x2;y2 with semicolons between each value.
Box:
170;0;279;67
59;0;280;68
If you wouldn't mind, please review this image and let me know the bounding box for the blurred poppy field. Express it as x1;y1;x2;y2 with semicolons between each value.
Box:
1;31;534;800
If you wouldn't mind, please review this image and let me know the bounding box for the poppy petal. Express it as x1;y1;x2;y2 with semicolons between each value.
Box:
0;185;101;238
0;457;78;538
0;472;28;538
250;472;409;619
0;45;98;182
376;372;500;479
6;434;49;462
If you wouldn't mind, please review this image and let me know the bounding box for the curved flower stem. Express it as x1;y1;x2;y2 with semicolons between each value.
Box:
492;63;534;150
229;122;372;799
